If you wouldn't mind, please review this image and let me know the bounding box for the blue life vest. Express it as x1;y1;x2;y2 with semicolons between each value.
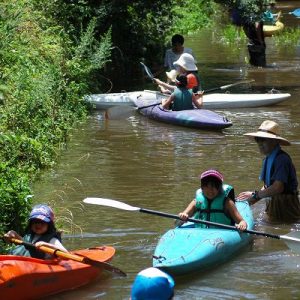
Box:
10;232;61;259
172;87;194;111
194;184;234;228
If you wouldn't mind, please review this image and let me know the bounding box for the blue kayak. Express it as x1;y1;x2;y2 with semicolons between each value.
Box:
152;201;254;276
134;99;232;130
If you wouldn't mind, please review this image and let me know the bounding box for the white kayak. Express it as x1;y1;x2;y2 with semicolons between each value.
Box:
86;90;291;110
202;92;290;109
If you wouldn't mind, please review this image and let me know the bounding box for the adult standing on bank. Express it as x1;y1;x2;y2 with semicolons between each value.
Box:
237;120;300;223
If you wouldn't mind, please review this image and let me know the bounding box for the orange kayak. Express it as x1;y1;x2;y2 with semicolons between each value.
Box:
0;246;115;300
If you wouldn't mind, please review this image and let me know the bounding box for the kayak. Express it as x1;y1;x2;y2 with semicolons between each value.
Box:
263;21;284;37
86;91;143;109
0;246;115;300
153;201;254;276
202;92;290;109
87;90;290;110
134;98;232;130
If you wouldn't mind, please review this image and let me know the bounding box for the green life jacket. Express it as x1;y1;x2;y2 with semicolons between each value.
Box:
10;232;60;259
194;184;235;228
172;87;194;111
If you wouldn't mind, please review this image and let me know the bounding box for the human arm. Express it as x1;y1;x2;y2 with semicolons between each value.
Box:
162;94;174;110
225;199;247;231
237;181;284;205
35;238;68;253
192;91;203;109
178;199;197;221
3;230;22;242
153;78;175;93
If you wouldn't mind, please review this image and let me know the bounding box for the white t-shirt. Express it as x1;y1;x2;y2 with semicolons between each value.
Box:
164;47;195;70
32;234;68;258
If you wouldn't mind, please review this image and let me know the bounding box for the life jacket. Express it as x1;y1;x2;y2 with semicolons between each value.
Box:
10;232;61;259
172;87;194;111
186;72;201;92
194;184;235;228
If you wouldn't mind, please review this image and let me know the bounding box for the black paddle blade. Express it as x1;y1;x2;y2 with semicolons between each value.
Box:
140;62;154;80
82;256;127;277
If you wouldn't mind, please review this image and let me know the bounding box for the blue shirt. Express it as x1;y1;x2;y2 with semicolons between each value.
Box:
261;149;298;193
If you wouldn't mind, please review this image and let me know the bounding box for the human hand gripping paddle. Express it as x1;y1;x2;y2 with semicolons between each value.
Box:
83;197;300;254
7;237;126;277
139;62;255;110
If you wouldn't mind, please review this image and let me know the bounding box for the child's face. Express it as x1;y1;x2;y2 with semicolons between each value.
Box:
202;183;219;200
30;219;49;235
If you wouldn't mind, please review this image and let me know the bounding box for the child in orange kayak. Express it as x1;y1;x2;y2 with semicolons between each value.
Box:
179;169;247;230
4;204;67;258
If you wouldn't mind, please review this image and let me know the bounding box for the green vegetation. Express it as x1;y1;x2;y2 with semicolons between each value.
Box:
0;0;112;251
170;0;217;36
213;24;247;45
273;28;300;49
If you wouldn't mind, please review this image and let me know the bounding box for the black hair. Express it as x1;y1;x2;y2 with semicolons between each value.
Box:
201;176;222;191
171;34;184;45
175;74;188;88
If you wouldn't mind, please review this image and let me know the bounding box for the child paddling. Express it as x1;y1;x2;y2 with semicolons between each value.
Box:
179;169;247;231
4;204;67;258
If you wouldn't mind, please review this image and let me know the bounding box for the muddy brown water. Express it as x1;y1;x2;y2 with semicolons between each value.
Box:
36;1;300;299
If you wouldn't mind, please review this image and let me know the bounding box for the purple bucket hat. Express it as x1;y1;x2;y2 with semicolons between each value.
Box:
29;204;54;223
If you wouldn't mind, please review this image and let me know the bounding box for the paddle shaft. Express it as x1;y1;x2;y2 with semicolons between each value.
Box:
139;208;280;239
9;238;126;276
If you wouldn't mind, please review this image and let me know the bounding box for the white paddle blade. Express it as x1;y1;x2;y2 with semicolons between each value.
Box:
83;197;140;211
280;231;300;254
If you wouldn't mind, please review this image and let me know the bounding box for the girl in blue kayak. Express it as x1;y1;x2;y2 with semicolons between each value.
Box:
4;204;67;258
179;169;247;230
162;74;203;111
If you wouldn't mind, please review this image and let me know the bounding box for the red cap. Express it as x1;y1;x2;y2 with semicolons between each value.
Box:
200;169;223;182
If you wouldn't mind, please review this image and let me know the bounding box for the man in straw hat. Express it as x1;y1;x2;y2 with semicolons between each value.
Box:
237;120;300;223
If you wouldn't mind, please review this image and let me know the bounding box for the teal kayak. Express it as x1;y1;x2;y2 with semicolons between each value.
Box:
152;201;254;276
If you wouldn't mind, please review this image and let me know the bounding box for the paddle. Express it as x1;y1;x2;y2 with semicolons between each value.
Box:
289;8;300;18
8;237;126;277
137;79;255;110
83;197;300;254
140;62;154;81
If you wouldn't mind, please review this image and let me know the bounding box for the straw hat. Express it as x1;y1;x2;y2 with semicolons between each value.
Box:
165;69;178;82
244;120;290;146
173;53;198;71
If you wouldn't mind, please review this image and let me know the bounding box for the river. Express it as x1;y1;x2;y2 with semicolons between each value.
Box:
38;1;300;299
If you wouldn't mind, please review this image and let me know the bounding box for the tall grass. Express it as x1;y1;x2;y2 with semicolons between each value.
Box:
0;0;112;252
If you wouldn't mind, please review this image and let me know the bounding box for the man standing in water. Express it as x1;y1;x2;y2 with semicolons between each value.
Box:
225;0;268;67
237;120;300;223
